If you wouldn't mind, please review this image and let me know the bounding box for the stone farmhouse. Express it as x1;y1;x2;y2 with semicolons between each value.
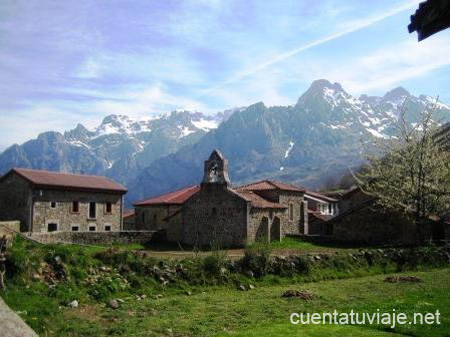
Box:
0;168;127;233
304;191;339;236
314;187;450;245
134;150;311;247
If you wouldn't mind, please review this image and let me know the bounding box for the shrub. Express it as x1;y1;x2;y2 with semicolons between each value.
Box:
202;242;229;278
241;242;272;277
6;235;31;277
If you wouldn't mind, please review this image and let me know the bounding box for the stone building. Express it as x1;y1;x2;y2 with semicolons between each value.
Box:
135;150;308;246
0;168;127;233
122;209;136;230
304;191;339;236
316;187;449;245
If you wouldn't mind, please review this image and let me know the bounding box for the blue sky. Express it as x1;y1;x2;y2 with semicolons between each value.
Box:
1;0;450;151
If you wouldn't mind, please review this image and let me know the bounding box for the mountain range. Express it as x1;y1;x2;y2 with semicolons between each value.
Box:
1;79;449;205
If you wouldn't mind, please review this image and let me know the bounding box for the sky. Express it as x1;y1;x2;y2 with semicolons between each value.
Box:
1;0;450;151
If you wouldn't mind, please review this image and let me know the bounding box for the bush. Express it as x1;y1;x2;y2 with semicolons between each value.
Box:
202;242;229;278
6;236;31;277
241;242;272;277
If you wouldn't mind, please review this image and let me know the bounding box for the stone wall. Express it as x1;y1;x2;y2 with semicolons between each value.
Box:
279;193;305;236
123;214;136;230
0;221;21;239
248;208;285;243
29;231;156;245
0;174;32;232
135;205;181;231
32;189;123;233
183;184;249;247
331;203;420;245
166;210;183;242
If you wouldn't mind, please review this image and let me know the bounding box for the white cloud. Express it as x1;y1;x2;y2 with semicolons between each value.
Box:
319;35;450;95
199;0;422;98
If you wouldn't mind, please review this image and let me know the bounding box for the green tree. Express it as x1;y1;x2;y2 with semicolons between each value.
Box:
356;101;450;242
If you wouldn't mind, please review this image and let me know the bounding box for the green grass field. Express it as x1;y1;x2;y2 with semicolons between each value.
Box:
4;269;447;336
1;237;449;336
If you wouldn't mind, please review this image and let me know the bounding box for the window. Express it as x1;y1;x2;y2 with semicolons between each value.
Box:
50;202;56;209
288;203;294;221
89;202;96;219
105;202;112;214
71;226;79;232
89;226;96;232
105;225;111;232
141;211;146;223
47;223;57;232
72;201;79;213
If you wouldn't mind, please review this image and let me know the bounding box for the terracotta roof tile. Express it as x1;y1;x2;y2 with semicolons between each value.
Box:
235;180;304;193
233;190;286;209
7;168;127;193
123;209;135;218
134;185;200;206
305;191;338;202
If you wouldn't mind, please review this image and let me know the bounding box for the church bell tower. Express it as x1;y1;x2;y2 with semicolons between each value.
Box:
201;149;231;188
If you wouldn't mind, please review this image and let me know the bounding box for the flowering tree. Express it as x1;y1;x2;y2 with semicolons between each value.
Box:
356;101;450;242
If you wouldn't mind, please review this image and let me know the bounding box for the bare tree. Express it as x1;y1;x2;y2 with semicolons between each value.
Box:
356;100;450;242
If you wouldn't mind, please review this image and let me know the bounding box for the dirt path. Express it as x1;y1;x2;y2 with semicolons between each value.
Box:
141;247;348;259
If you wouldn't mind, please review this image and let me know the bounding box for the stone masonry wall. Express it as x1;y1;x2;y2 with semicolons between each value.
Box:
0;174;32;232
331;204;419;245
248;209;285;243
135;205;181;231
248;190;305;236
32;189;123;233
0;221;21;239
29;231;155;245
166;211;183;242
183;184;249;247
279;193;304;236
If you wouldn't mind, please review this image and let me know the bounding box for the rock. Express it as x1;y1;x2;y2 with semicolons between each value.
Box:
186;291;192;296
281;290;314;300
31;273;41;281
117;299;125;303
107;299;119;309
68;300;79;308
248;284;256;290
140;294;147;299
385;276;422;283
238;284;246;291
155;294;163;299
54;256;63;265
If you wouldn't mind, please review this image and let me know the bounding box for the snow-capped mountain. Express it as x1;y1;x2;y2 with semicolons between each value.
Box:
1;79;448;205
126;80;450;203
0;110;233;185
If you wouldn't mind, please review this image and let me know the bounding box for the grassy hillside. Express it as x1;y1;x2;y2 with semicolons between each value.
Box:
1;236;449;336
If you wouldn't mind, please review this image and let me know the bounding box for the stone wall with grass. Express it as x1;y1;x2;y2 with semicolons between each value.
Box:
28;231;156;245
0;221;20;239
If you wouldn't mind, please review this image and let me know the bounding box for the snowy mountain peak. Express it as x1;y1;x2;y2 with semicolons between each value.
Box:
383;87;411;102
309;79;344;92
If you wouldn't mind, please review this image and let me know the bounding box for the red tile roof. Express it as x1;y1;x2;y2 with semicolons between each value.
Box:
134;185;200;206
5;168;127;194
123;209;135;219
233;190;287;209
235;180;304;193
305;191;338;202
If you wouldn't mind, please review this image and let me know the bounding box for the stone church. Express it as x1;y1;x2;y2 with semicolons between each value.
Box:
134;150;308;247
